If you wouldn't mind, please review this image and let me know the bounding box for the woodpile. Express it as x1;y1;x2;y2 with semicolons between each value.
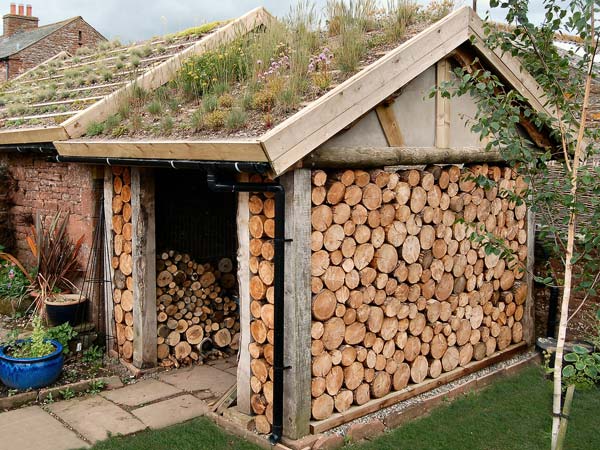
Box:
111;167;134;361
156;250;240;367
309;165;528;421
246;181;278;435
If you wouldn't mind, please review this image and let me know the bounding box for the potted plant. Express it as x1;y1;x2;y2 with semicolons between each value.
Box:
0;316;64;389
27;211;86;326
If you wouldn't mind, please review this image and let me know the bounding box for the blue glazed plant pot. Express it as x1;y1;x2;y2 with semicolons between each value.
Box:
0;339;64;390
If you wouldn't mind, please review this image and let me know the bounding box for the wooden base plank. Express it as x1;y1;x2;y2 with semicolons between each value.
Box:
310;342;527;434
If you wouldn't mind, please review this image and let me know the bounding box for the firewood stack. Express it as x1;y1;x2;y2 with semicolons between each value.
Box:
156;251;240;367
111;167;134;361
309;165;528;421
246;176;278;435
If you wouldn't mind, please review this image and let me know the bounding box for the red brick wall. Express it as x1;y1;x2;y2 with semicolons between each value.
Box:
3;14;39;37
7;17;106;79
0;153;101;274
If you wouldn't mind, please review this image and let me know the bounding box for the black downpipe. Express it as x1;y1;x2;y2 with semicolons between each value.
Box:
536;240;559;338
206;172;286;445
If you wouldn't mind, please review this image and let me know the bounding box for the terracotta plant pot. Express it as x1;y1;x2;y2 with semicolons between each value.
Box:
44;294;87;327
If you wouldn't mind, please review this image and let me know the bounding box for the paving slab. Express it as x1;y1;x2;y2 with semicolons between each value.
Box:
48;395;146;443
0;405;89;450
159;365;236;395
131;394;209;429
101;378;181;407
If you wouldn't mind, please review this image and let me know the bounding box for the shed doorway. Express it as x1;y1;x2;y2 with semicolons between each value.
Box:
154;169;240;381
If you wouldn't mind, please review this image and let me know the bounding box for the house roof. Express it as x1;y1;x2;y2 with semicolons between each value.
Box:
0;17;79;59
0;6;555;175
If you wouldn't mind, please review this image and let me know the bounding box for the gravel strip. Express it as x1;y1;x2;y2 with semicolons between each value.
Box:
328;350;539;436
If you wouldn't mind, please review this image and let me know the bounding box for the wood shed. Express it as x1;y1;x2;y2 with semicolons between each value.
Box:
0;5;555;443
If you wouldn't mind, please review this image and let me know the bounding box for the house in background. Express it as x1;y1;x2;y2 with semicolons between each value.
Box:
0;3;106;80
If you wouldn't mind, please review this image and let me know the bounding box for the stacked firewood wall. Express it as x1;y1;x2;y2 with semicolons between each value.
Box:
156;251;240;367
310;165;528;421
247;176;277;434
111;167;134;361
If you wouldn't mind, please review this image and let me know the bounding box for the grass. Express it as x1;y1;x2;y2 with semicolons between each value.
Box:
350;366;600;450
75;366;599;450
80;417;261;450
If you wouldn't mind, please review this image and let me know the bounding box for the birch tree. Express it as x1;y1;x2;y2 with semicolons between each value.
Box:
438;1;600;448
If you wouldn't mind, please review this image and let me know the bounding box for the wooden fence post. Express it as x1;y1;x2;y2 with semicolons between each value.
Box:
131;167;157;368
281;168;312;439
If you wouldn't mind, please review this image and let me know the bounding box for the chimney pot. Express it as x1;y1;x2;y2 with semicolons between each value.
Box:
9;3;16;14
17;4;24;16
26;4;31;16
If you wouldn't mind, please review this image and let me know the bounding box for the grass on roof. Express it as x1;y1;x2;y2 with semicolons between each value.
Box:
0;20;228;128
90;0;457;139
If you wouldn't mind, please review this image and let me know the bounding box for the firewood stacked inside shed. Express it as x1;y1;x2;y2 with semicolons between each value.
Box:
111;167;134;361
309;165;528;421
156;251;240;367
247;177;278;434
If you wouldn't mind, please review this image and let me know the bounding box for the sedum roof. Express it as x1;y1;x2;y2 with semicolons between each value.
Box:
1;6;555;176
0;7;272;143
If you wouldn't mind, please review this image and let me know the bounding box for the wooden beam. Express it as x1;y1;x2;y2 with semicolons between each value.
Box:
236;177;252;415
467;10;550;116
524;208;536;345
261;7;472;175
310;342;526;434
62;7;274;138
131;167;158;368
103;167;117;354
375;103;404;146
305;146;502;168
0;126;68;145
53;140;269;162
435;59;451;148
450;46;554;150
281;169;312;439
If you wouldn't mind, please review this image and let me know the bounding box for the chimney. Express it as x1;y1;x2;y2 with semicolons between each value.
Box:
3;3;39;37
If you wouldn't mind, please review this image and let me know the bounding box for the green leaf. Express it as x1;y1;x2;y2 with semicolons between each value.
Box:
564;353;578;362
563;365;576;377
573;345;589;355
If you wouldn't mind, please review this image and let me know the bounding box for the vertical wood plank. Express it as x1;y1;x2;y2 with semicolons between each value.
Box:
435;59;451;148
131;167;157;368
103;167;116;353
375;103;404;146
281;169;312;439
236;174;252;415
523;208;536;345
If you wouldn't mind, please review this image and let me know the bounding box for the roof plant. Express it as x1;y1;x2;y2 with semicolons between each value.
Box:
436;1;600;449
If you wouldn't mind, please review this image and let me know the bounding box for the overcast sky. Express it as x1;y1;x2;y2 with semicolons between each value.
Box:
14;0;546;43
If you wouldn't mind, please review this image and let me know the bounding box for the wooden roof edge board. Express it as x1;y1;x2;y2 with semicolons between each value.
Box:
9;51;70;84
53;139;269;162
61;7;274;140
467;10;553;117
0;126;68;145
261;6;473;176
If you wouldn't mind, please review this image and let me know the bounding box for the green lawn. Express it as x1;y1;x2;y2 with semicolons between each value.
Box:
85;365;600;450
351;366;600;450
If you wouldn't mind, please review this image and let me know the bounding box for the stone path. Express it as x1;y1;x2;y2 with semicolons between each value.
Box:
0;356;238;450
